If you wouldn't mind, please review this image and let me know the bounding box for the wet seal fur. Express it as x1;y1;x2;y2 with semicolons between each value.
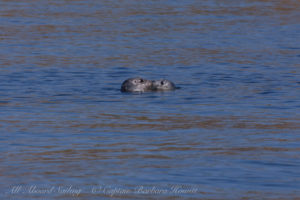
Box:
121;77;153;93
121;77;178;93
152;79;176;91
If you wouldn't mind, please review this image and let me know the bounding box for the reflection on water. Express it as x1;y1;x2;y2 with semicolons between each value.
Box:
0;0;300;199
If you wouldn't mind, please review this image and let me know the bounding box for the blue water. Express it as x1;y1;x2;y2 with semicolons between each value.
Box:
1;0;300;199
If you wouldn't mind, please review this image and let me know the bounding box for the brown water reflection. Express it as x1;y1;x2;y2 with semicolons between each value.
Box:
0;0;299;68
1;0;300;199
1;113;299;132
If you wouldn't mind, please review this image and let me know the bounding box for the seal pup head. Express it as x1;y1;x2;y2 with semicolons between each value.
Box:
121;77;153;93
152;79;176;91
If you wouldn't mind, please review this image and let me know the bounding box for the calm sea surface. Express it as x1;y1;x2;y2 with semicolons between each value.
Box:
1;0;300;199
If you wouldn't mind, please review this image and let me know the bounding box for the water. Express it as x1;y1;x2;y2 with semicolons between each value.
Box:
1;0;300;199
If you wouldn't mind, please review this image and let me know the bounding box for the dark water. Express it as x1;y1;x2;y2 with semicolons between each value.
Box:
1;0;300;199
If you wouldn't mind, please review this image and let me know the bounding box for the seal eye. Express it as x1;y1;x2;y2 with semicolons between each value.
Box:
161;81;164;85
140;79;144;83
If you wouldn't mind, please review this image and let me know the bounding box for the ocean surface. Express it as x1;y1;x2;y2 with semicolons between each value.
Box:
1;0;300;199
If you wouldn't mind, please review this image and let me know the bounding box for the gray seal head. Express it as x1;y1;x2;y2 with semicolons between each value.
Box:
152;79;176;91
121;77;153;93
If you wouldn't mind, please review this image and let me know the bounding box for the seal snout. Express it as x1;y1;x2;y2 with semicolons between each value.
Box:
152;79;176;91
121;77;153;93
121;77;177;93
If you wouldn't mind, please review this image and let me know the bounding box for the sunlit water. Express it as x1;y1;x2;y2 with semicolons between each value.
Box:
1;0;300;199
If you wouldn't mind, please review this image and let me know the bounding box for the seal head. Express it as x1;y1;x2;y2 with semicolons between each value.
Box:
152;79;176;91
121;77;153;93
